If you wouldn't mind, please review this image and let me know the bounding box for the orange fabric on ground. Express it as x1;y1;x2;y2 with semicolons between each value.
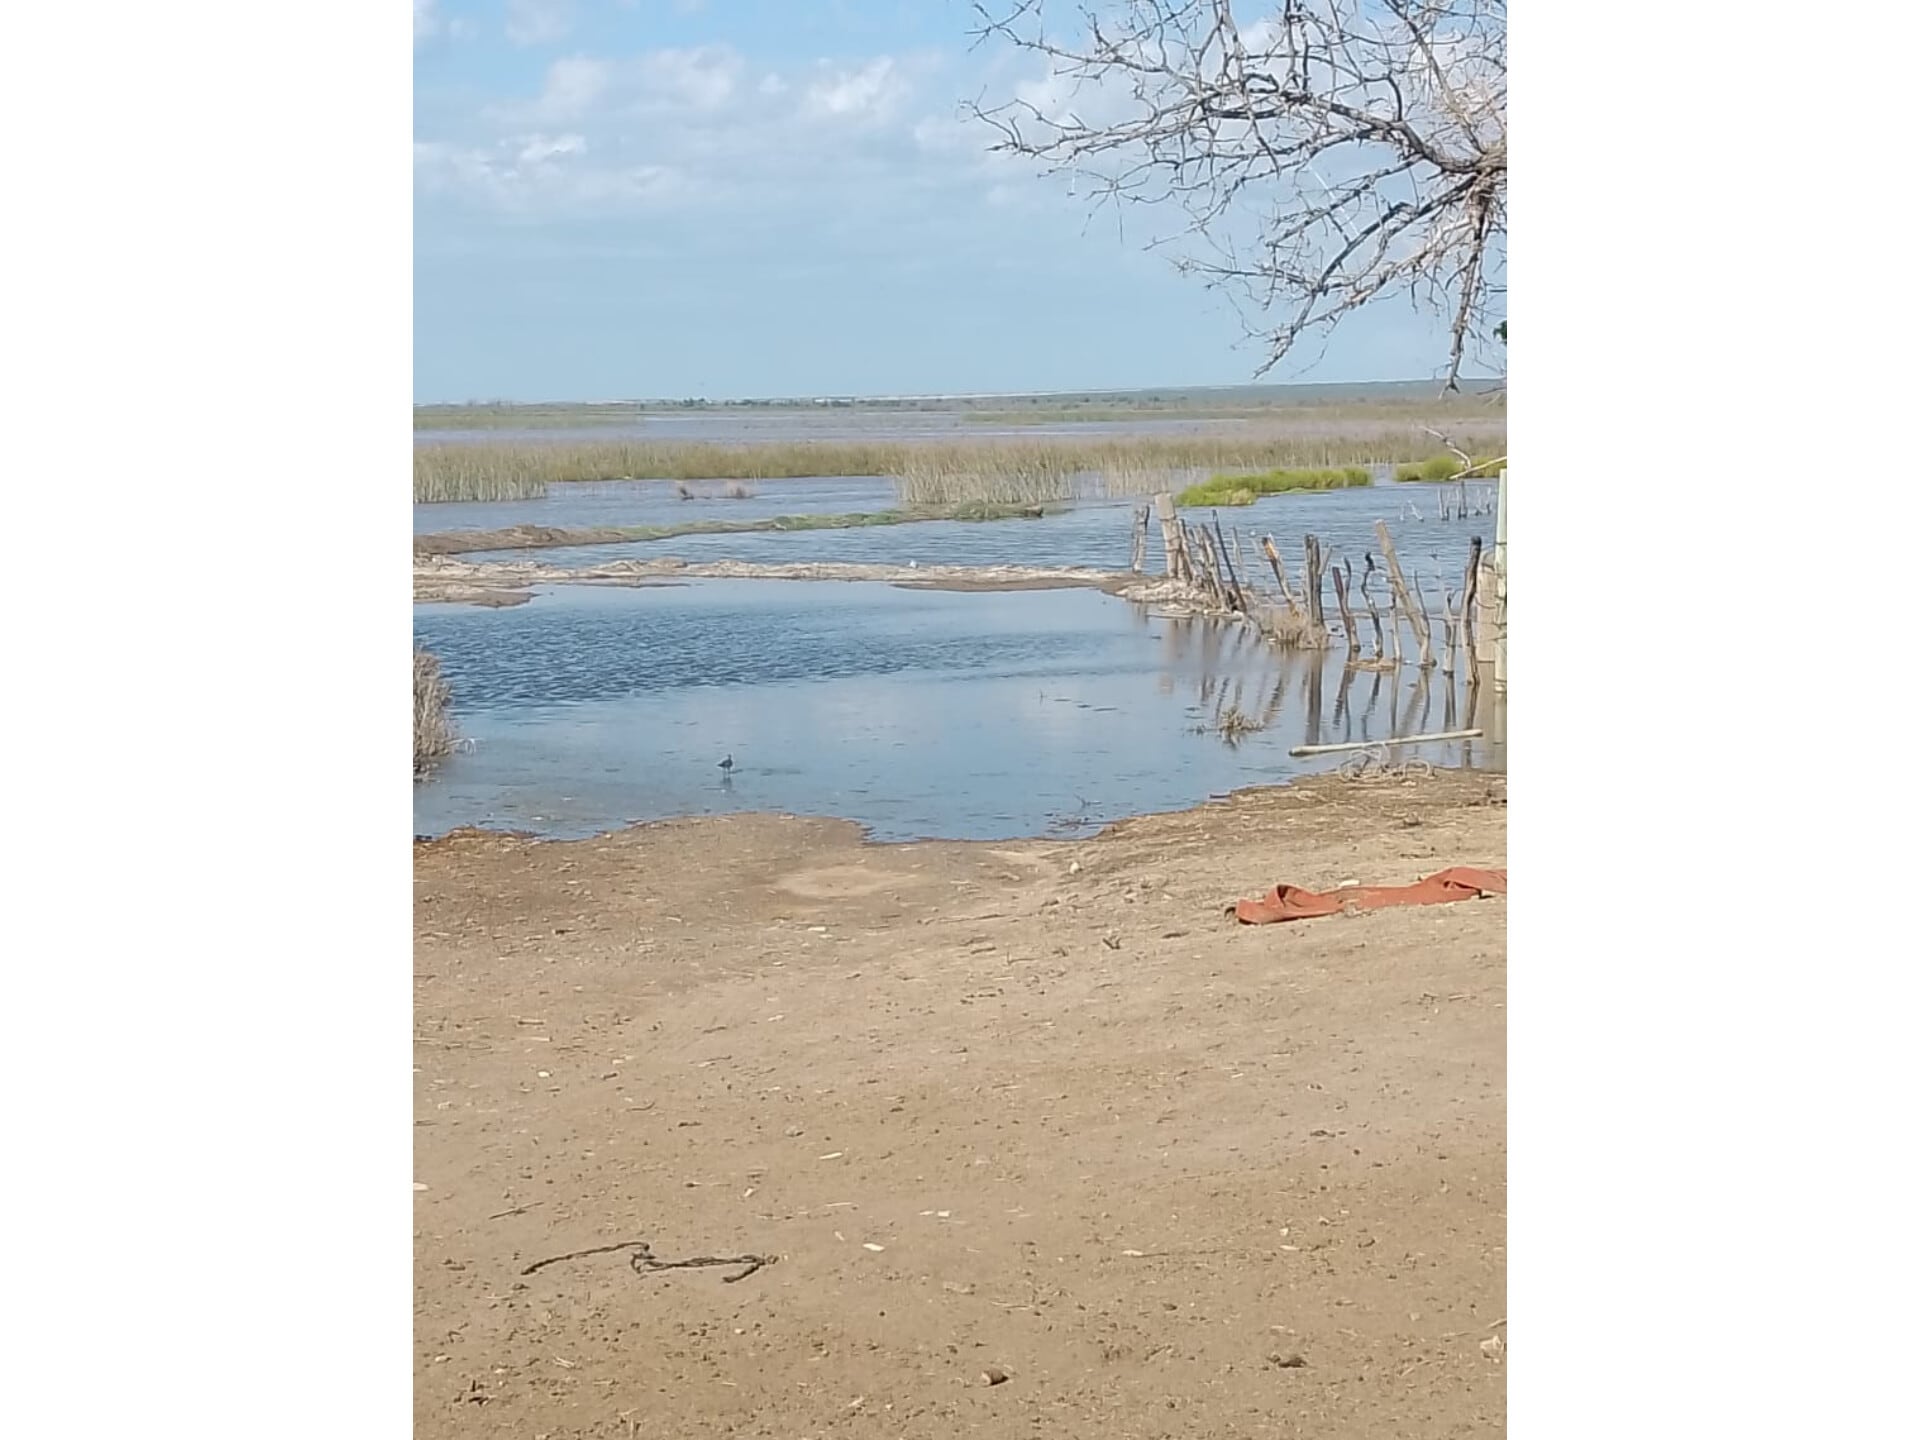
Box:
1231;866;1507;924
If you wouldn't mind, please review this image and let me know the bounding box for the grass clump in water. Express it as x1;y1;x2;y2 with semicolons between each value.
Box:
1174;466;1370;508
414;646;454;778
1394;454;1504;483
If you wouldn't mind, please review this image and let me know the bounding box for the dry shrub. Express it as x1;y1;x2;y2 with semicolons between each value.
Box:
414;646;454;778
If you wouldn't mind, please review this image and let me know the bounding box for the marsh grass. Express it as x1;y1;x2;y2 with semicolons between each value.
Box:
414;432;1503;503
1174;466;1371;507
893;439;1400;507
414;646;454;778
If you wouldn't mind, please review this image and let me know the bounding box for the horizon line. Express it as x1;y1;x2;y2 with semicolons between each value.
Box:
414;376;1506;409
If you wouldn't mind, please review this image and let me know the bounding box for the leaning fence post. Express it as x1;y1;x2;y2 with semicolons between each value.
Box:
1373;520;1433;669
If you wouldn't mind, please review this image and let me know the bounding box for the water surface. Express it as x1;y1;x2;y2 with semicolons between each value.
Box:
414;579;1501;843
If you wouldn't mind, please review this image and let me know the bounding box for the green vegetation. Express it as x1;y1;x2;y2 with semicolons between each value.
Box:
1174;466;1370;508
1393;453;1505;483
892;442;1391;507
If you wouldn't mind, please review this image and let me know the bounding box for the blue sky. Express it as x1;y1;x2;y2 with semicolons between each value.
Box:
413;0;1463;403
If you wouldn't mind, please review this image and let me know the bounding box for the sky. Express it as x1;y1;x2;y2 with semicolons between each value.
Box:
413;0;1465;403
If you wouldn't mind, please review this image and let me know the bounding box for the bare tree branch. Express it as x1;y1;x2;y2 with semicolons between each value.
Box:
967;0;1506;390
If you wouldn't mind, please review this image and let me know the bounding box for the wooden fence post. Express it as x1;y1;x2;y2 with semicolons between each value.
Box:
1460;535;1483;668
1330;560;1360;652
1211;514;1249;611
1373;520;1433;668
1153;493;1187;580
1492;469;1508;693
1303;535;1326;634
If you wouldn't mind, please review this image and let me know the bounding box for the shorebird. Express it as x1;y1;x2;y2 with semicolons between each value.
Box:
718;753;734;773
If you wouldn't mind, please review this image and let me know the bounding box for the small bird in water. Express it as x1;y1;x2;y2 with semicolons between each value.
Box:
718;753;734;773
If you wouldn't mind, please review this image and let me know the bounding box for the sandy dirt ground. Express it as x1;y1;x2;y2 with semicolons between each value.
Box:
415;771;1506;1438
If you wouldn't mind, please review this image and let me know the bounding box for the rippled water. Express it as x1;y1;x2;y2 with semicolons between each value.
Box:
414;579;1503;842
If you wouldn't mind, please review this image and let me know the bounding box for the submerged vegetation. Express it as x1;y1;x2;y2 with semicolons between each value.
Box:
1174;466;1371;508
414;646;454;778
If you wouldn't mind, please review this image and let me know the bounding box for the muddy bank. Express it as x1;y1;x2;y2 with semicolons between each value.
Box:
413;553;1185;607
414;769;1507;1438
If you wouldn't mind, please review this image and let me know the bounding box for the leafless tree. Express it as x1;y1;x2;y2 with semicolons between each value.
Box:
968;1;1506;389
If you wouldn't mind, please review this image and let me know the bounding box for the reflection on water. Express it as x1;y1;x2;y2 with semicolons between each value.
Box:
414;579;1502;843
1162;615;1505;769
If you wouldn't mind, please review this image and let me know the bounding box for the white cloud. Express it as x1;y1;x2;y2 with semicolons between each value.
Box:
632;46;744;114
803;58;906;122
517;133;587;166
416;132;689;213
414;0;439;46
506;0;574;47
421;43;1012;220
501;55;611;124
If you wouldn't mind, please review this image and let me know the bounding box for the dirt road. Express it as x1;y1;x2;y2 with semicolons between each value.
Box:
414;771;1507;1437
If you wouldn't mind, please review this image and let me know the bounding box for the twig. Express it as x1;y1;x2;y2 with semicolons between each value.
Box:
520;1239;777;1284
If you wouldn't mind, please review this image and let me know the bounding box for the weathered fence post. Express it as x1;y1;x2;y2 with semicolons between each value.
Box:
1330;559;1360;653
1210;514;1249;612
1461;535;1483;668
1373;520;1433;668
1492;469;1508;693
1303;535;1327;634
1262;534;1301;614
1153;493;1187;580
1130;504;1148;573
